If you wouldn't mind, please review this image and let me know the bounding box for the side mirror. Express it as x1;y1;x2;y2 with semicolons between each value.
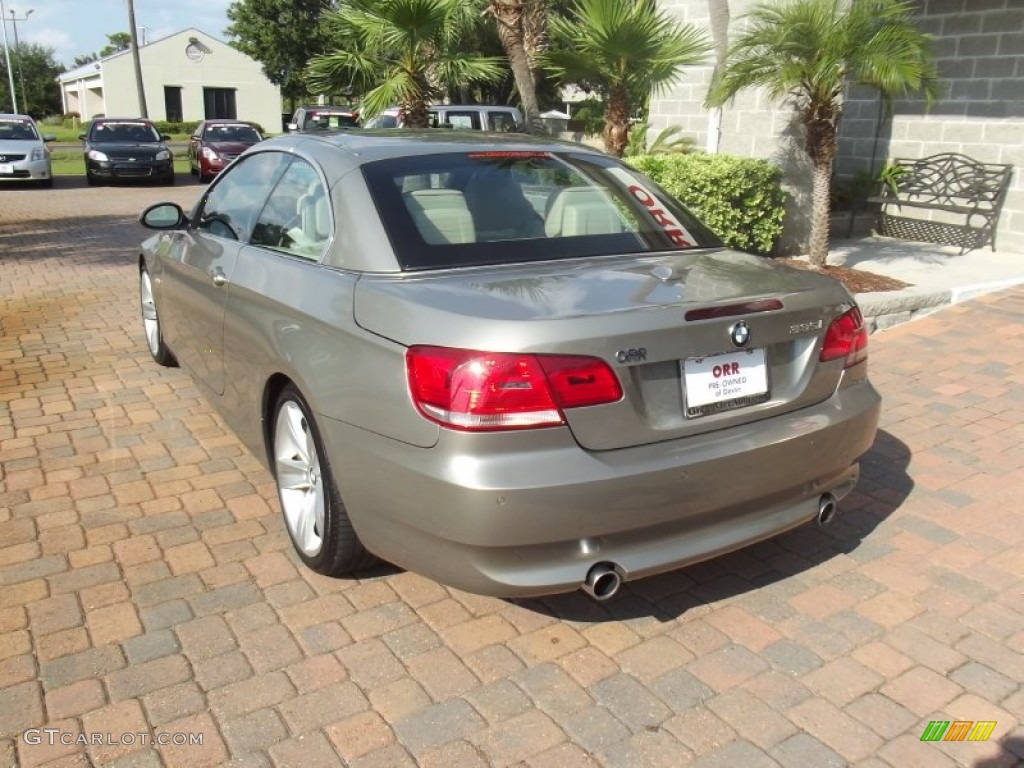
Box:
160;134;171;141
43;134;56;142
140;202;188;230
77;133;87;141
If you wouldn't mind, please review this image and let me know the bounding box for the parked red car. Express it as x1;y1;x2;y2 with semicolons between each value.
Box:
187;120;263;182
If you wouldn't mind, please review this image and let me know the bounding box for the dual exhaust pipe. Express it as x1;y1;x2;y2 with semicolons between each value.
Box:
581;562;622;601
817;492;838;527
579;493;840;601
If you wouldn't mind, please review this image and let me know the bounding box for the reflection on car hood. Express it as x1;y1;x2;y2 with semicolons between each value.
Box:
354;249;848;334
87;141;166;155
0;138;42;154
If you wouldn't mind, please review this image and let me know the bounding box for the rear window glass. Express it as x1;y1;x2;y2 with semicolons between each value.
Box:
361;151;721;270
303;112;358;130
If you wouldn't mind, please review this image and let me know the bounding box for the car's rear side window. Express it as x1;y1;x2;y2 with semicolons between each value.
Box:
361;151;721;270
194;152;291;241
488;112;521;132
250;161;331;260
433;111;481;130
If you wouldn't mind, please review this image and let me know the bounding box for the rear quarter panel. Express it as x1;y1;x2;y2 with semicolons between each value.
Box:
219;247;438;465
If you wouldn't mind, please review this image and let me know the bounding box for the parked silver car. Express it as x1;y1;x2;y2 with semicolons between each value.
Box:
137;131;880;599
0;114;55;187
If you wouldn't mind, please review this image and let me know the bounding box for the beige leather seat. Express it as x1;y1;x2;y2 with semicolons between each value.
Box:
544;187;623;237
463;170;544;240
297;183;330;243
404;189;476;245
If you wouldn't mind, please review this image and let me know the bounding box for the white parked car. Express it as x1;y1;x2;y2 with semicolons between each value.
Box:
0;114;55;188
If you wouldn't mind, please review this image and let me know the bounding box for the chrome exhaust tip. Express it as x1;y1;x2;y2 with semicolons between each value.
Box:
582;562;622;601
817;493;838;526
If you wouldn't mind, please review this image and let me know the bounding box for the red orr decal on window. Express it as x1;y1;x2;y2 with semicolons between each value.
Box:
627;184;693;248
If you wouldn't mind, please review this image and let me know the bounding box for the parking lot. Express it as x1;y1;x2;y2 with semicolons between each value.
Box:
1;178;1022;767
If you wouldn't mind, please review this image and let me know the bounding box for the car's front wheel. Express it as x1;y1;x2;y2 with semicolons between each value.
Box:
273;385;374;576
139;267;176;367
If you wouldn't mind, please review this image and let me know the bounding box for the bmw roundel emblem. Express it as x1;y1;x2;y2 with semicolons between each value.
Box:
730;321;750;348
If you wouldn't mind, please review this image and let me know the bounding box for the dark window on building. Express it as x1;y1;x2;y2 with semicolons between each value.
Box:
164;87;183;122
203;88;237;120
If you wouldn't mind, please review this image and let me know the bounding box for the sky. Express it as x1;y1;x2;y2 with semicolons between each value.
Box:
6;0;234;69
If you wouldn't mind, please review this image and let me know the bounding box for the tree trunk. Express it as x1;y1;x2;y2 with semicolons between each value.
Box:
804;105;838;267
707;0;730;68
491;0;541;132
522;0;548;111
404;99;429;129
808;155;833;267
604;85;630;157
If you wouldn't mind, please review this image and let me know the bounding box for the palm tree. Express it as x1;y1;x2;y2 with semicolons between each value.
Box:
543;0;709;157
487;0;543;131
309;0;505;128
707;0;938;267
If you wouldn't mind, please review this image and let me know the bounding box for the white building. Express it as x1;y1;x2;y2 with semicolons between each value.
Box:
57;28;282;133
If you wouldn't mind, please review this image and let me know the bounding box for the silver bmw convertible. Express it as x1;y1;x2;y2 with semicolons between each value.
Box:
138;131;880;600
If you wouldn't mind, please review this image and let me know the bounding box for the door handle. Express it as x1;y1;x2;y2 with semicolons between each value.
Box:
210;268;228;287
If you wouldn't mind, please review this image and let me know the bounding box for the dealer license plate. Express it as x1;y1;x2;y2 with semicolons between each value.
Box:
683;348;769;417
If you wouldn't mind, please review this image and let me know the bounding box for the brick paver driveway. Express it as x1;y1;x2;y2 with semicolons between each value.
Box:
1;178;1022;767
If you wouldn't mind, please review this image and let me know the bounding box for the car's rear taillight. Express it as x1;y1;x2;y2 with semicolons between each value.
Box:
406;347;623;431
820;307;868;368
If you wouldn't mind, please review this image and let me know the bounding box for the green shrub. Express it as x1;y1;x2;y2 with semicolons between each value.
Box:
628;153;786;255
153;120;202;136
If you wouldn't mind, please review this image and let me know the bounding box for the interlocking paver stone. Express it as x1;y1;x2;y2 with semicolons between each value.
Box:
4;175;1024;768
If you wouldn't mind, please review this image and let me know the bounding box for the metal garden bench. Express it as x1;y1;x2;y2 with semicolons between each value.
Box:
867;152;1013;253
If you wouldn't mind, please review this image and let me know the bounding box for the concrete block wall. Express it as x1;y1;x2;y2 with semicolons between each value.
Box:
655;0;815;254
653;0;1023;253
837;0;1023;246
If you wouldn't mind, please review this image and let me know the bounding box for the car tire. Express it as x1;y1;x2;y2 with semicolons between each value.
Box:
40;178;54;189
86;173;99;186
139;266;177;367
272;384;375;576
165;173;175;186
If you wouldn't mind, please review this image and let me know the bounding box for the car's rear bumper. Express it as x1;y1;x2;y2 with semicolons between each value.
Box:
321;377;881;597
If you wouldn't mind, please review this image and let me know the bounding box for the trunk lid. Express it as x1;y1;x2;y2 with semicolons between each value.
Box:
353;249;857;450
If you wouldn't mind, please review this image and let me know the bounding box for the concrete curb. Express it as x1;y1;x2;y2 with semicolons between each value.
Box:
858;289;951;333
859;274;1024;334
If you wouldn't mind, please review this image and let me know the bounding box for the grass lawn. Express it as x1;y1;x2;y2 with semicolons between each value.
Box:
49;150;191;177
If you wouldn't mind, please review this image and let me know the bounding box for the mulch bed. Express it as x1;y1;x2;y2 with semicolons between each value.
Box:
777;259;911;294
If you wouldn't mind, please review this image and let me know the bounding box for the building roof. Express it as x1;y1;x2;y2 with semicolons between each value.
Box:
58;28;226;83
